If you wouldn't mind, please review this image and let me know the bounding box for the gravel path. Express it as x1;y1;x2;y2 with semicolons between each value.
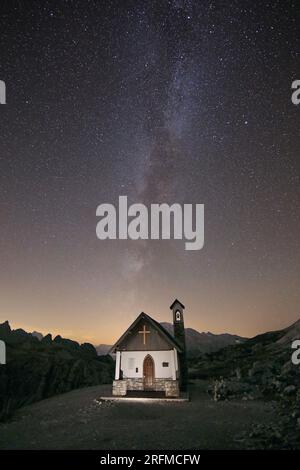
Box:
0;382;276;450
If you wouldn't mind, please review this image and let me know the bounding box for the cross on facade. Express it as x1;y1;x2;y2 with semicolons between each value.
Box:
138;324;150;345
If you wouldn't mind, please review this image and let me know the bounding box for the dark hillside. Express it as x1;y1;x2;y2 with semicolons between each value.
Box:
0;321;114;421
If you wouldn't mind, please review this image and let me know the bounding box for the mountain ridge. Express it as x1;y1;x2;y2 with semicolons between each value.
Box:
95;322;247;356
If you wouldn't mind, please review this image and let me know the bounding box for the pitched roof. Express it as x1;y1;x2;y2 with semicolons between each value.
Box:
170;298;185;310
109;312;182;353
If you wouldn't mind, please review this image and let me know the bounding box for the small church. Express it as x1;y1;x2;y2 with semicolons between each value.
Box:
110;299;187;398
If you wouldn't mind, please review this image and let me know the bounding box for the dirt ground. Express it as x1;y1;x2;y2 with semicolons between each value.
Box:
0;381;276;450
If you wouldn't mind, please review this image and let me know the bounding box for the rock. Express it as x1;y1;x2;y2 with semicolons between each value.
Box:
0;321;11;341
0;327;114;422
281;361;293;375
283;385;296;396
80;343;98;358
210;377;255;401
195;317;300;449
41;333;52;344
248;361;264;377
54;335;80;351
31;331;43;341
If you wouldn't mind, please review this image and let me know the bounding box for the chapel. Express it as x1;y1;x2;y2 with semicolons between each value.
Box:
110;299;187;397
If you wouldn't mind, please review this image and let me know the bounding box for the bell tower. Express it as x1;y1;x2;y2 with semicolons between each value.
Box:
170;298;187;391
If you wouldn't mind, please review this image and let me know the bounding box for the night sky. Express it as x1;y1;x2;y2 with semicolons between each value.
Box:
0;1;299;344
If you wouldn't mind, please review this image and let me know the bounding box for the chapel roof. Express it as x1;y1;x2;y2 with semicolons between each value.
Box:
109;312;182;353
170;298;185;310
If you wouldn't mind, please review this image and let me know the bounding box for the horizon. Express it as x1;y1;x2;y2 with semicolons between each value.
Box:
2;309;299;346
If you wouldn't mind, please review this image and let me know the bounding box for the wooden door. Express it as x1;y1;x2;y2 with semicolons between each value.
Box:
143;355;155;390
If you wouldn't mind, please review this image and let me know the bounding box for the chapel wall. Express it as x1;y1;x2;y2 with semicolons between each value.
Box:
120;350;176;379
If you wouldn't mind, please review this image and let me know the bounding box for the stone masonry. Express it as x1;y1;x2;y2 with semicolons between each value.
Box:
112;378;179;397
112;379;127;396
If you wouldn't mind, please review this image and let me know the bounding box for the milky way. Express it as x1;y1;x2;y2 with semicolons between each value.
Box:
0;1;299;343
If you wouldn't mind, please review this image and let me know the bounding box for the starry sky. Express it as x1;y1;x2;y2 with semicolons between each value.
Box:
0;0;299;345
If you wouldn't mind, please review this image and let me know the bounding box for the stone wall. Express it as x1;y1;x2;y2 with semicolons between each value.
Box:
112;379;127;396
126;378;144;391
112;378;179;397
165;380;179;397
